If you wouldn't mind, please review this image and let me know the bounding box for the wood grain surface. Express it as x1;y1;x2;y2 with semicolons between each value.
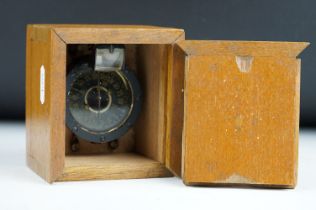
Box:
165;44;186;176
58;153;172;181
177;41;309;187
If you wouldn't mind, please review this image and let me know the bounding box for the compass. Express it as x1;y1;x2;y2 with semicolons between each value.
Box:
66;45;142;143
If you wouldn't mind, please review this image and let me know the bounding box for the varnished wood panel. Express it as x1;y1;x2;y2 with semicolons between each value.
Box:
50;31;67;181
179;41;308;187
26;25;53;181
26;27;67;182
134;45;168;162
165;44;186;176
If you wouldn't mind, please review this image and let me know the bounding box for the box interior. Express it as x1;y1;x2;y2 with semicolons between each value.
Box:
60;44;171;180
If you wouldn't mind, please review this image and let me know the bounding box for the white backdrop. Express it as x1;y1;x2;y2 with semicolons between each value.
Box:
0;122;315;210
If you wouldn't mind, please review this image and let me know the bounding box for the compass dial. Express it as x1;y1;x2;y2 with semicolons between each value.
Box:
66;64;141;143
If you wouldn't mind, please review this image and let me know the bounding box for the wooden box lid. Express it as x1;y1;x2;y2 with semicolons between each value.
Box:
166;40;309;187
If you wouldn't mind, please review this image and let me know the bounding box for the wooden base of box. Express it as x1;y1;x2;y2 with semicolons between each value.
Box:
58;153;172;181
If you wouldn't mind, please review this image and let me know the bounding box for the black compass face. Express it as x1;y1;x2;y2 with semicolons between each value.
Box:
85;86;111;112
66;64;142;143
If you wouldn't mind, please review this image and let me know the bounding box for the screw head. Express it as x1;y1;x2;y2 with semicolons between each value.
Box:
108;140;119;150
71;140;79;152
100;136;106;143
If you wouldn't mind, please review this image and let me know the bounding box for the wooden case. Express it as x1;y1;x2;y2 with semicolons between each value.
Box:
26;24;309;187
26;24;184;182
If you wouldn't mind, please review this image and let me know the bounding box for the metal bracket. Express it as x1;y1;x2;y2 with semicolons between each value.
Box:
94;45;125;72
